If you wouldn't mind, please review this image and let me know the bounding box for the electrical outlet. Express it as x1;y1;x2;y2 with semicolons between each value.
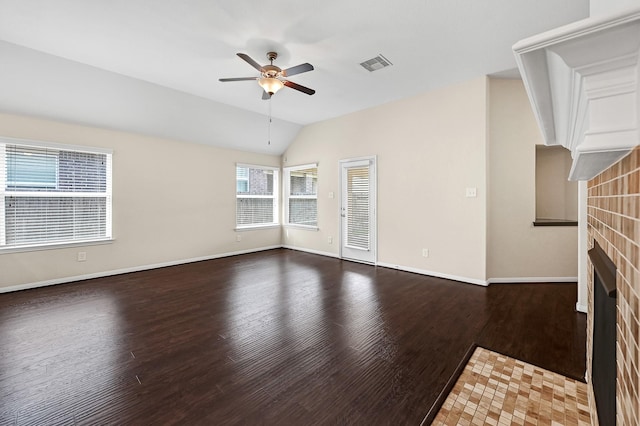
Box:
328;236;333;244
77;251;87;262
422;249;429;258
236;234;242;242
465;187;477;198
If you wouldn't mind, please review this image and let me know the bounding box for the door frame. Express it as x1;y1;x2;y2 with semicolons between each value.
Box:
339;155;377;264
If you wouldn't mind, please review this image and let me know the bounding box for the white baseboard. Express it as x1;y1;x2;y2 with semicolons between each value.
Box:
376;262;488;287
576;303;588;314
486;277;578;284
0;245;282;294
281;245;340;259
2;245;584;296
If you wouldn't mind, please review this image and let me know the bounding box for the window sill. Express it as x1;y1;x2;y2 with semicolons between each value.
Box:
533;219;578;227
0;238;114;254
235;224;281;232
284;224;319;231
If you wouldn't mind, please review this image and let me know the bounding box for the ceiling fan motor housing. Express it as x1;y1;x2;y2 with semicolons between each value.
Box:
262;65;281;78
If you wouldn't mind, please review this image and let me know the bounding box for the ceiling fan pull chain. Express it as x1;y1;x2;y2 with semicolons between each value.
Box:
268;98;272;146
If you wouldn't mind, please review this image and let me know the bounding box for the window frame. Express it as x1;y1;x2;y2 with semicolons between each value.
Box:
283;163;318;230
235;163;280;230
0;137;113;253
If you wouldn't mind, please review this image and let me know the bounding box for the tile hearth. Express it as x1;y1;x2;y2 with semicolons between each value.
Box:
432;347;591;426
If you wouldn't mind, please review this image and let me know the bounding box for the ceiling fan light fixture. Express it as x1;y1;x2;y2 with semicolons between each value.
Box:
258;77;284;95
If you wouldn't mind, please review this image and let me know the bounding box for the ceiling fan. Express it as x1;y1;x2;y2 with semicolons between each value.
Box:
219;52;315;99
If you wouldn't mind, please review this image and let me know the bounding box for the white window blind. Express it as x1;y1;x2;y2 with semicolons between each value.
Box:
236;164;279;228
284;164;318;228
346;166;370;250
0;139;112;250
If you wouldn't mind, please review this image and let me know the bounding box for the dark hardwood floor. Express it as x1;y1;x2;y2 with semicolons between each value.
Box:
0;249;586;425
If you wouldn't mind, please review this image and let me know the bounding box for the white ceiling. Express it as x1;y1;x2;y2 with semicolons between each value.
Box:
0;0;590;153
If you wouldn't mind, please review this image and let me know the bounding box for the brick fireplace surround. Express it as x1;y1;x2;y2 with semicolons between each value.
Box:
587;147;640;425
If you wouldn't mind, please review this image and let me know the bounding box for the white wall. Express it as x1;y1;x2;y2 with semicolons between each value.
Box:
0;113;281;289
283;77;489;283
487;79;578;280
0;41;301;155
590;0;637;16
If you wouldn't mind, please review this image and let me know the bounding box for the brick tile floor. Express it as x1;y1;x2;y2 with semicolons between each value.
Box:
432;347;591;426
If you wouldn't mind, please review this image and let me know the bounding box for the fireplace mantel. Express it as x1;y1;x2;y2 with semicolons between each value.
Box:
513;9;640;181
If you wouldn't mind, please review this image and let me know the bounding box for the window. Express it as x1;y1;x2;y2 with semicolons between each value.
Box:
236;164;279;228
1;139;112;250
284;164;318;228
236;167;249;193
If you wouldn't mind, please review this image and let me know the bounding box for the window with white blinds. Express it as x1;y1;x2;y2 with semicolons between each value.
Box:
346;166;370;250
284;164;318;228
0;139;113;250
236;164;279;228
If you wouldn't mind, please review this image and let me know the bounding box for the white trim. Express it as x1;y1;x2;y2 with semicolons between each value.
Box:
577;181;588;315
340;155;377;264
282;245;340;259
235;224;280;231
0;135;113;154
513;8;640;180
284;163;318;170
283;224;319;231
235;164;280;229
487;277;578;284
235;162;279;171
0;143;5;246
0;238;113;254
339;156;376;164
1;140;113;250
283;163;318;228
2;244;585;295
0;245;281;294
376;262;488;287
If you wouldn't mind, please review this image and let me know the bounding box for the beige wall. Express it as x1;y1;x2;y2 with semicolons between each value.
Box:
2;76;581;289
535;145;578;220
0;113;281;289
284;77;489;282
487;79;578;280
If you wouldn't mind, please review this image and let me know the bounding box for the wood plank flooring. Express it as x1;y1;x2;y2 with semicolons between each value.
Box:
0;249;586;425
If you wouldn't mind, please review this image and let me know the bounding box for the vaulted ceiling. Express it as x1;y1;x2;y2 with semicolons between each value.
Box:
0;0;590;154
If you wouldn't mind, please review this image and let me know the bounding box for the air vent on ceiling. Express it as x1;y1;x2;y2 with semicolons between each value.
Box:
360;54;393;72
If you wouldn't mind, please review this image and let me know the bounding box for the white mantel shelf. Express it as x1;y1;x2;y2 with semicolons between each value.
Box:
513;9;640;181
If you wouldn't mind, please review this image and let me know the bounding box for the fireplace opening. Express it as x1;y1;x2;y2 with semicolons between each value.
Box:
589;241;617;426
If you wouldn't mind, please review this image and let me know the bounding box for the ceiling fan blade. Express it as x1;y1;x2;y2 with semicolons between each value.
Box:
262;90;271;100
282;63;314;77
284;80;316;95
237;53;264;72
219;77;259;82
